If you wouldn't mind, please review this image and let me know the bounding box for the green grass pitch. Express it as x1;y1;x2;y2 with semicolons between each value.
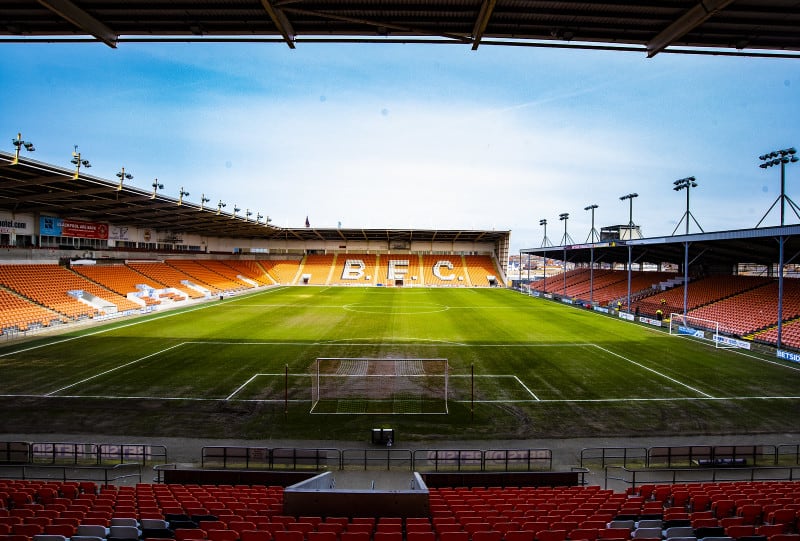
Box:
1;286;798;442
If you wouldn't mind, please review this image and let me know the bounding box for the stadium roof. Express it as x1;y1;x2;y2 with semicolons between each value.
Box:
1;1;799;57
0;151;510;245
521;225;800;268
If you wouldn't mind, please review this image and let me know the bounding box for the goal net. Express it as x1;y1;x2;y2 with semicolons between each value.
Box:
668;313;736;349
310;357;449;414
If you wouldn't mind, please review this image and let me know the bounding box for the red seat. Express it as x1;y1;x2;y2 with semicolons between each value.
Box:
240;531;272;541
307;533;337;541
568;529;599;541
208;530;240;541
537;530;567;541
504;532;535;541
407;532;436;541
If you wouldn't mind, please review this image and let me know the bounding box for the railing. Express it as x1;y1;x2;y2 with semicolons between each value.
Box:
776;444;800;465
413;449;552;472
580;447;648;469
341;448;413;471
199;446;555;473
30;442;168;466
605;464;800;490
201;446;339;470
646;445;776;468
581;445;780;469
0;462;141;484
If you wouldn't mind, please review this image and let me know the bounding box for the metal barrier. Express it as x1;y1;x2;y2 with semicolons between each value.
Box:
413;449;484;472
646;445;776;468
605;463;800;490
30;442;167;466
201;446;340;470
0;462;141;484
580;447;648;468
271;448;339;470
201;446;270;469
0;441;31;463
482;449;552;471
777;444;800;465
341;448;413;471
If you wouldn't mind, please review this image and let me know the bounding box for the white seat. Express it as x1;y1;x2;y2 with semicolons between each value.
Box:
140;519;169;530
77;525;109;538
637;521;663;530
108;525;141;540
33;535;67;541
633;528;663;539
665;528;695;539
110;519;140;528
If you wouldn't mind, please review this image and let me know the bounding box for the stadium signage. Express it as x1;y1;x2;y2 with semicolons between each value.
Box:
678;325;705;338
342;259;463;281
777;349;800;363
713;335;751;350
638;316;662;327
593;306;609;314
618;312;634;321
40;216;109;239
0;212;32;233
561;298;573;305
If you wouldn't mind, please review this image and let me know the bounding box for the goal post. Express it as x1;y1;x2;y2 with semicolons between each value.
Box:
668;313;737;349
310;357;449;414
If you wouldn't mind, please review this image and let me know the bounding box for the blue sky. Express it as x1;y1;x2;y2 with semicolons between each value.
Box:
2;41;798;253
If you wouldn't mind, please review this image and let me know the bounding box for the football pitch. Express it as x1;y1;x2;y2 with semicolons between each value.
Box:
1;286;799;442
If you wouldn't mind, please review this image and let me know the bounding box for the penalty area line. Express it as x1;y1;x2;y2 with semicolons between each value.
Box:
592;344;713;399
45;342;188;397
226;372;310;401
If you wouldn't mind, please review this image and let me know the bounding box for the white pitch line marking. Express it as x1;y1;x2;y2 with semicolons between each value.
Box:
513;375;540;401
44;342;187;397
593;344;713;398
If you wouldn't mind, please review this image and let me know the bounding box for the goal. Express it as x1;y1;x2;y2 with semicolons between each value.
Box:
668;313;736;349
310;357;449;414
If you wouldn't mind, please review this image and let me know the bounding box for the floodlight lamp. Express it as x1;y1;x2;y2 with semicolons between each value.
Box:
792;156;799;163
539;219;547;226
559;213;569;220
24;143;34;151
789;148;797;155
760;163;769;169
584;204;598;211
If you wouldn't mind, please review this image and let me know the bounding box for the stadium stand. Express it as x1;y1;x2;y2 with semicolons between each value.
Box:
126;262;207;299
72;264;164;307
421;255;467;286
259;260;303;286
689;280;800;337
0;264;141;320
463;255;502;287
217;261;276;287
12;435;800;538
166;260;251;293
635;276;773;320
0;288;65;332
330;255;378;286
298;255;337;285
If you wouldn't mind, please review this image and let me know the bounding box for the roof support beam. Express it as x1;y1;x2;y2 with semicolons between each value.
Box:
282;7;472;43
36;0;117;48
259;0;296;49
646;0;735;57
471;0;497;50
